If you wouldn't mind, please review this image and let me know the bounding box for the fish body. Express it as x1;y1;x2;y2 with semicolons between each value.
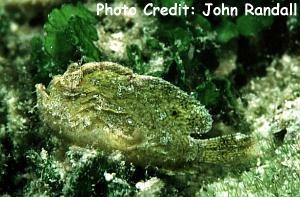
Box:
36;62;253;168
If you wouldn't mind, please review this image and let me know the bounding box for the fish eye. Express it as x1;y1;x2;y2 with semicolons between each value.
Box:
171;110;178;116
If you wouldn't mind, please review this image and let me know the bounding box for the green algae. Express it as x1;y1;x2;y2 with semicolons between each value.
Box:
31;4;101;83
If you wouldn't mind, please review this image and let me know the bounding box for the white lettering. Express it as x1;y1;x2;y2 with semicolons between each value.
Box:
245;3;298;16
143;3;190;16
97;3;104;16
203;3;213;16
96;3;136;16
144;3;153;16
245;3;254;15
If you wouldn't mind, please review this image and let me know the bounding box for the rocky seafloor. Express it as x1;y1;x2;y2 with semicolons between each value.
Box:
0;0;300;196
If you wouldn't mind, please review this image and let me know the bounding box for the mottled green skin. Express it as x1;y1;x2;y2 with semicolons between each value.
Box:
36;62;252;168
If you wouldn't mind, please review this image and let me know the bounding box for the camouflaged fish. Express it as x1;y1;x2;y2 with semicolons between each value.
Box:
36;62;254;168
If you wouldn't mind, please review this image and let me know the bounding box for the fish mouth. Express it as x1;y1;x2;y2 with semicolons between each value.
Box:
35;84;49;99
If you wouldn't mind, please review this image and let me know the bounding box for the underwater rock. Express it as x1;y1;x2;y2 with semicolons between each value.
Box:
2;0;61;8
36;62;254;168
243;55;300;142
136;177;165;196
1;0;62;20
96;1;171;76
273;97;300;142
